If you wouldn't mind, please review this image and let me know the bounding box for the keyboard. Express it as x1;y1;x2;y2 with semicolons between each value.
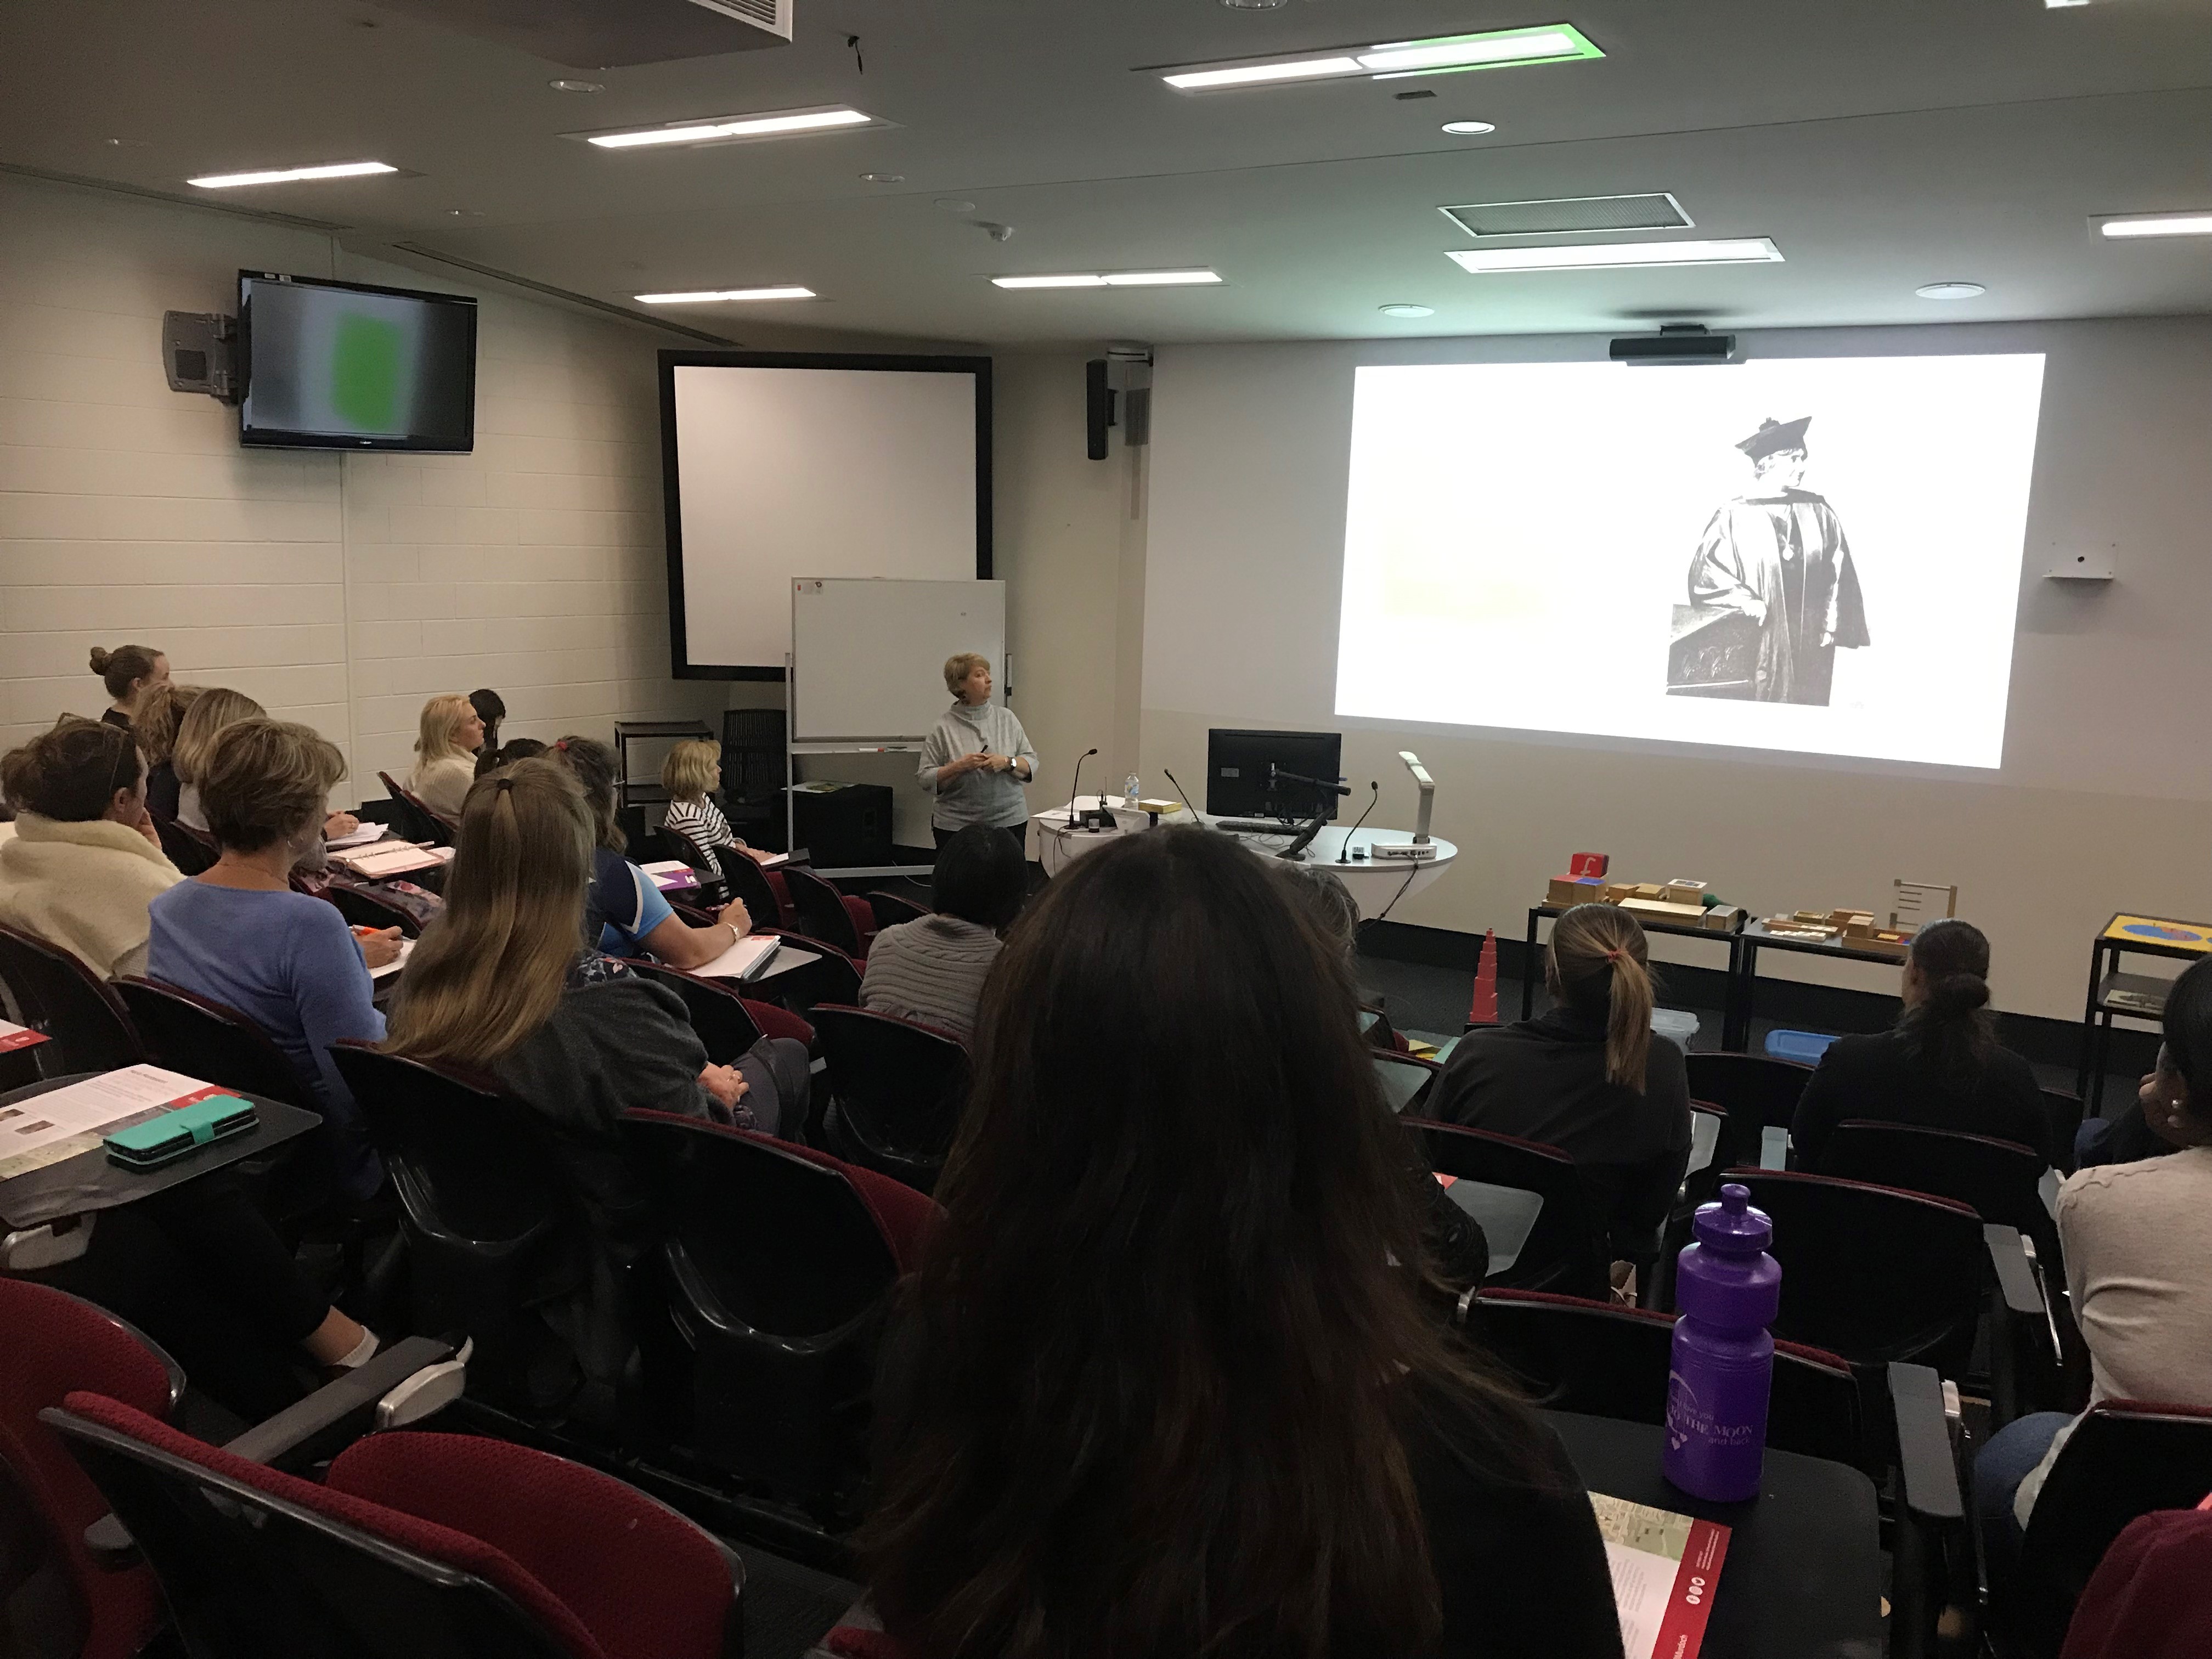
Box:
1215;819;1301;834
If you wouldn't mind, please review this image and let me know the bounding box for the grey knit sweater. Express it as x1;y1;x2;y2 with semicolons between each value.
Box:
918;701;1036;831
857;914;1001;1039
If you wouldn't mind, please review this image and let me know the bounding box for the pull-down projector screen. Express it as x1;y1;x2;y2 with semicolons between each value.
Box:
1335;355;2046;768
661;352;992;677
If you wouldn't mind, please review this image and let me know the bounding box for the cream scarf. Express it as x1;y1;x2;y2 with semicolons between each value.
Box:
0;813;181;979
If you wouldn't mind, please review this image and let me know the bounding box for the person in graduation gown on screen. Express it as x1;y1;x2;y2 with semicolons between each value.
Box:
1684;415;1870;705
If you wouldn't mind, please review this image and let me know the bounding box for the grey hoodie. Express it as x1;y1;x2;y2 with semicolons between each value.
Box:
918;699;1037;830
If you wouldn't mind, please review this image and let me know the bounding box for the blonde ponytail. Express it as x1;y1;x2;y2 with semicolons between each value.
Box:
1549;904;1655;1092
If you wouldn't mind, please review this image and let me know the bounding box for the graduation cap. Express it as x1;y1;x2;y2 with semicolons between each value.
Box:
1737;416;1811;460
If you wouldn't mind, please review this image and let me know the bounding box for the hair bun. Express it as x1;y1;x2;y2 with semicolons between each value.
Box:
88;647;111;672
1931;972;1990;1014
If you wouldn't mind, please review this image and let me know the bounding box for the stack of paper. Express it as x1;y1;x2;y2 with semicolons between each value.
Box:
368;938;416;981
326;822;390;850
332;842;453;878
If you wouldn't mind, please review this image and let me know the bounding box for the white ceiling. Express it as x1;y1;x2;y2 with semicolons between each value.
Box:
7;0;2212;347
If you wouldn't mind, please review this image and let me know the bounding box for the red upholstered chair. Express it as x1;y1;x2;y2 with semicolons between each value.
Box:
114;977;320;1109
1684;1051;1814;1170
620;1111;935;1532
47;1396;742;1659
811;1006;973;1195
377;771;458;848
0;922;141;1076
149;810;218;877
618;960;765;1066
780;866;877;963
2059;1502;2212;1659
1402;1119;1610;1301
0;1282;182;1659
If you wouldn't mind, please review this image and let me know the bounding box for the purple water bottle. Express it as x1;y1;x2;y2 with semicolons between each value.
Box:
1663;1182;1781;1503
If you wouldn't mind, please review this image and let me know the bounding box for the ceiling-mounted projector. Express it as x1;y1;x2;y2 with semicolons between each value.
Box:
1610;324;1739;366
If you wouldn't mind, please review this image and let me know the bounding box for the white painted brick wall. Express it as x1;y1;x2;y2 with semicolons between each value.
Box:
0;173;721;805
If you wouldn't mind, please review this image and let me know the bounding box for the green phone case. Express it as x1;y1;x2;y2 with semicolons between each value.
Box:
104;1096;259;1169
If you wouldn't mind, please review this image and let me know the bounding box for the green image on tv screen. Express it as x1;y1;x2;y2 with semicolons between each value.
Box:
241;277;475;449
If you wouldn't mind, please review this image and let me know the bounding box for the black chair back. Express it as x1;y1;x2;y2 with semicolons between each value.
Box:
755;929;863;1012
149;811;218;877
713;852;791;932
811;1005;971;1194
114;978;319;1108
619;961;764;1065
779;866;867;960
2009;1401;2212;1659
330;1043;582;1410
46;1405;576;1659
376;772;455;848
1725;1169;1986;1377
0;922;140;1076
620;1111;896;1526
1473;1288;1865;1468
654;824;729;905
1684;1052;1815;1167
2040;1087;2086;1173
312;879;426;938
1404;1120;1609;1300
1371;1050;1442;1115
1820;1119;2058;1263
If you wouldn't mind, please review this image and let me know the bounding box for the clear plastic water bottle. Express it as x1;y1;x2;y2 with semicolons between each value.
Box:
1124;772;1141;809
1663;1182;1781;1502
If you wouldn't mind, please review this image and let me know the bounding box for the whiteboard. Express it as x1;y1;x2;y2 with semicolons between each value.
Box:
664;357;989;675
792;578;1007;742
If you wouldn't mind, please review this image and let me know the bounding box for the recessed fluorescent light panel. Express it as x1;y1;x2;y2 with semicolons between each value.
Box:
188;161;397;189
578;106;877;150
1155;23;1601;91
991;269;1223;289
1443;193;1690;237
635;286;817;303
2096;211;2212;239
1446;238;1783;274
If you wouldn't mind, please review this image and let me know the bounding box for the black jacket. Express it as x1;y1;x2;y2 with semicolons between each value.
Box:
1429;1006;1692;1263
1790;1025;2051;1171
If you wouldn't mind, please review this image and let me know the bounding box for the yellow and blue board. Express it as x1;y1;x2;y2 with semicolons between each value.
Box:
2104;915;2212;952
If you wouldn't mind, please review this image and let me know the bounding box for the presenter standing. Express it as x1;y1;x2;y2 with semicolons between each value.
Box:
919;653;1035;859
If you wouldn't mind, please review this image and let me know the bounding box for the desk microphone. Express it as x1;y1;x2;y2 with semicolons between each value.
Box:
1338;781;1379;864
1162;767;1201;826
1066;748;1099;830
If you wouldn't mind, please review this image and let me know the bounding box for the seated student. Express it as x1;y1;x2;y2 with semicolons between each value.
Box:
1429;904;1692;1279
475;735;547;778
854;831;1621;1658
659;738;777;868
0;718;179;978
172;686;265;833
402;693;485;820
1272;859;1490;1290
549;736;753;971
132;681;200;822
1973;956;2212;1581
1791;918;2050;1171
384;759;808;1392
147;719;396;1200
859;825;1024;1040
88;642;168;732
468;687;506;753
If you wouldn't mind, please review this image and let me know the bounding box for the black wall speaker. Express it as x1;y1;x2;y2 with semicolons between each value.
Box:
1085;358;1116;460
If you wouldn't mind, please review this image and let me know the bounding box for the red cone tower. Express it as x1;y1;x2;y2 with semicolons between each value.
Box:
1468;928;1499;1026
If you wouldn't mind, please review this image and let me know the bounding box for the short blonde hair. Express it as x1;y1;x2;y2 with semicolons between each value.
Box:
415;694;474;765
944;653;990;696
200;718;345;853
661;738;721;803
172;687;267;787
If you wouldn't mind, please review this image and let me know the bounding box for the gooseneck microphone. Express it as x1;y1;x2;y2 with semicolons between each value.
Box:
1162;767;1200;826
1066;748;1099;829
1338;781;1380;864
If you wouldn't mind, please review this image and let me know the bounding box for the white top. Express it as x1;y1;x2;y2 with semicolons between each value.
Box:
2015;1144;2212;1522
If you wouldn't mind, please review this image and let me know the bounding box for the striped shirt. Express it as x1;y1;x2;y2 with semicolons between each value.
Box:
664;794;737;855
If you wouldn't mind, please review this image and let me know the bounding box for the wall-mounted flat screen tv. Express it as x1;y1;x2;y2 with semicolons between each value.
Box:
238;270;477;452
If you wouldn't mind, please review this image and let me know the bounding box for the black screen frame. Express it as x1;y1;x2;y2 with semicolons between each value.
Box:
236;270;479;453
1206;729;1346;822
658;349;994;682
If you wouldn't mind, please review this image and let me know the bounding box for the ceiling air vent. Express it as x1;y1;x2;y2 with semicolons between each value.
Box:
1440;193;1691;238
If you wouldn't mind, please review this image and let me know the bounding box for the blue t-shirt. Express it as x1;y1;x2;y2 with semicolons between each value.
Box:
586;847;674;957
146;881;387;1198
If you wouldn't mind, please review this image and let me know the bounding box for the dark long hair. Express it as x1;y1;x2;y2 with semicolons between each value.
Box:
1898;918;1997;1081
551;736;624;852
2160;957;2212;1133
860;828;1544;1659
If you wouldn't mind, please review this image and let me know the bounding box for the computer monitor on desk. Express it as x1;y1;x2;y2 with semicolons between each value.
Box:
1205;729;1344;822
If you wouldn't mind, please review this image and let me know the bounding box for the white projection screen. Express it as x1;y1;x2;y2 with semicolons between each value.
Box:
1336;355;2047;768
662;353;991;676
